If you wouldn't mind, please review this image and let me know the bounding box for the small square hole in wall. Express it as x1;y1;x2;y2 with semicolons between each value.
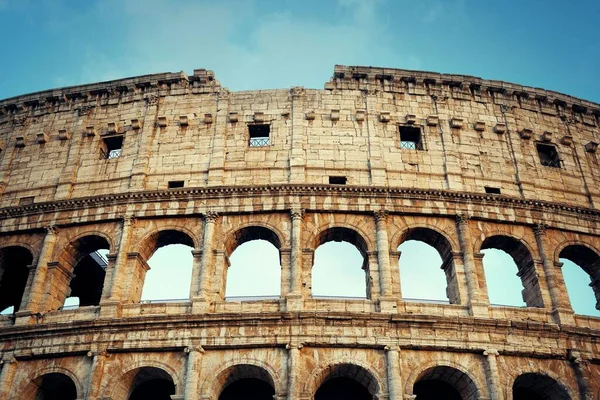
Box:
329;176;347;185
248;124;270;147
536;143;561;168
484;186;501;195
168;180;184;189
399;126;423;150
101;135;123;159
19;196;34;205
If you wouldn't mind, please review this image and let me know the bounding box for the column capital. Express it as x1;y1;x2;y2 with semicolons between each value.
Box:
184;345;205;354
456;213;470;225
121;215;136;226
384;345;400;352
204;211;219;223
290;208;305;221
533;222;547;237
45;225;59;235
374;210;389;222
483;349;499;357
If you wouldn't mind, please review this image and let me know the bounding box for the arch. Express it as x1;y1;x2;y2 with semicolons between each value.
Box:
557;242;600;313
396;226;460;304
480;234;544;308
204;360;280;400
304;360;382;399
138;228;196;261
18;366;84;400
404;360;484;400
0;245;34;313
311;226;371;298
512;372;571;400
103;361;182;400
223;225;283;257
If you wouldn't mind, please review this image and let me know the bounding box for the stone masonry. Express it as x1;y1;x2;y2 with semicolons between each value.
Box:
0;65;598;399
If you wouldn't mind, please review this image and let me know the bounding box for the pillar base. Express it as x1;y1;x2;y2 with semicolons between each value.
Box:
191;297;211;314
468;301;490;318
285;293;303;312
99;300;122;319
13;310;39;326
551;307;575;326
378;297;398;313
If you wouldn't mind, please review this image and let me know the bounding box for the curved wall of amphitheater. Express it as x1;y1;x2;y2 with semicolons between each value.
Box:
0;65;599;399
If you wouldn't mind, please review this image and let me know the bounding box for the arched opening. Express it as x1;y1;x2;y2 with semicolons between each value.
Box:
26;372;77;400
513;373;570;400
313;363;379;400
312;227;369;299
224;226;282;299
398;227;457;304
559;244;600;316
413;366;479;400
481;235;543;308
58;235;110;309
141;230;195;301
216;364;276;400
106;366;176;400
0;246;33;314
481;248;526;307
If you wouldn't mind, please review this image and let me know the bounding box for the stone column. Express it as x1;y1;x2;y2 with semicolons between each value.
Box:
104;216;135;303
442;252;468;306
184;346;204;400
533;223;575;325
289;87;307;183
0;356;17;399
18;263;37;312
385;345;402;400
455;215;488;316
86;350;107;400
367;251;380;303
43;261;75;311
287;209;304;311
286;343;302;400
18;226;58;318
483;349;502;400
301;249;315;299
375;211;396;312
279;249;291;299
188;249;203;299
193;212;218;312
568;350;593;400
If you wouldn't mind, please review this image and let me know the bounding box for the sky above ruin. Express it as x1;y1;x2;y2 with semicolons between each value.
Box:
0;0;599;103
0;0;598;316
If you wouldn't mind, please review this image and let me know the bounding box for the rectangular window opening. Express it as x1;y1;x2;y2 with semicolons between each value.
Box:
19;196;34;205
248;124;270;147
536;143;561;168
168;180;184;189
329;176;347;185
484;186;501;195
102;135;123;159
399;126;423;150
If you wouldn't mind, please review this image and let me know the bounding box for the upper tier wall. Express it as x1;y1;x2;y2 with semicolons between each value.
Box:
0;65;598;209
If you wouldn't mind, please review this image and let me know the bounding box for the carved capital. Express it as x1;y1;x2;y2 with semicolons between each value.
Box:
121;215;136;226
384;345;400;353
456;213;470;225
290;208;304;221
45;225;59;235
204;211;219;223
533;222;547;237
184;345;205;354
145;94;158;106
483;349;499;357
374;210;389;222
290;86;305;98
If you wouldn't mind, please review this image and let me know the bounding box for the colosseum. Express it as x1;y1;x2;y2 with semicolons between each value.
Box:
0;64;598;399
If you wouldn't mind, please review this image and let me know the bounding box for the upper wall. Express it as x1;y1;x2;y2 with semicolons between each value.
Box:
0;65;598;209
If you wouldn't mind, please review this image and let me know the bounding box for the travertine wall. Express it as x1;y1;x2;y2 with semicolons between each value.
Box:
0;66;599;399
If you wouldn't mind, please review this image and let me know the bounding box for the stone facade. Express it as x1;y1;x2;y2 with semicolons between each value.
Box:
0;65;598;399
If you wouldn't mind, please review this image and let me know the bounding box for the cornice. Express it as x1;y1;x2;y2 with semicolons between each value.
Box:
0;184;598;223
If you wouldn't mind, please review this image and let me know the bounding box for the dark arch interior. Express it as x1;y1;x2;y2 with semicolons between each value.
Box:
225;226;282;257
0;246;33;313
128;367;175;400
315;377;371;400
513;373;570;400
68;236;110;307
481;235;543;308
413;366;479;400
33;373;77;400
219;378;275;400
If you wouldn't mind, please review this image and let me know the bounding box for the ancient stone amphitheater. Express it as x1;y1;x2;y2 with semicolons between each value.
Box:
0;65;598;400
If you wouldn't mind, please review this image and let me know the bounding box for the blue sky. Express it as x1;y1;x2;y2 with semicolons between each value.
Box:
0;0;599;102
1;1;598;316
